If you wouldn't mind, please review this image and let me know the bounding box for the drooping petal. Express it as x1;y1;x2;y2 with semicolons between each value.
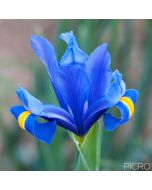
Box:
123;89;139;104
17;87;43;115
59;31;88;66
103;89;139;131
86;43;112;104
83;70;126;133
41;105;78;134
56;65;89;135
30;35;68;110
10;106;56;144
16;87;77;133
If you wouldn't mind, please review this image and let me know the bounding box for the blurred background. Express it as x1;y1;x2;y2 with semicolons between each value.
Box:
0;20;151;170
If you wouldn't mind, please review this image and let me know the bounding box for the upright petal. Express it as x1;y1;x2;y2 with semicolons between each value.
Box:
56;65;89;135
83;70;126;133
86;43;112;104
105;70;126;104
59;31;88;66
103;89;139;131
30;34;68;110
83;97;113;134
16;87;77;133
30;34;57;81
10;106;56;144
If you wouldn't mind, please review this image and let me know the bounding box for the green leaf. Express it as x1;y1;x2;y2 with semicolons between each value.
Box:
69;121;102;171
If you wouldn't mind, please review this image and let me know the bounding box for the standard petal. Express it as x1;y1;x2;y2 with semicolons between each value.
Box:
86;43;112;104
59;31;88;66
16;87;78;133
56;65;89;135
103;89;139;131
30;35;68;110
10;106;56;144
83;96;113;134
30;34;57;81
83;70;126;133
105;70;126;105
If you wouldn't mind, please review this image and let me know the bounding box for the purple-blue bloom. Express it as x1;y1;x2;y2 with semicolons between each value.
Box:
10;31;139;144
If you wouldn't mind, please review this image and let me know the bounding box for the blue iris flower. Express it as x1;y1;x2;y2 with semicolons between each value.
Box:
10;31;139;144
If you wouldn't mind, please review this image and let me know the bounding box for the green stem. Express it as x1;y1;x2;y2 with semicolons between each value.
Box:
74;142;90;171
96;120;102;170
69;121;102;171
68;132;90;171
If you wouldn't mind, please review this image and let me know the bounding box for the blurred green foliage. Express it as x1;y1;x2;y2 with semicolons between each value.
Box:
0;20;152;170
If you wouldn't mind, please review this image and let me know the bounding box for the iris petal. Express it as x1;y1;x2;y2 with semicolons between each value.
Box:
17;87;43;115
56;65;89;135
59;31;88;66
41;105;78;133
106;70;126;104
10;32;140;143
103;89;139;131
10;106;56;144
83;70;126;133
86;43;112;104
30;35;68;110
16;87;77;133
30;34;57;81
83;97;113;134
123;89;139;104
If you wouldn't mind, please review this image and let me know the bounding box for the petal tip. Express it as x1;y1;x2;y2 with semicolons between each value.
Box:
30;34;40;45
16;86;23;94
10;105;26;119
10;106;15;115
103;42;108;47
125;89;139;104
30;34;41;42
59;31;76;45
103;113;119;131
16;86;27;103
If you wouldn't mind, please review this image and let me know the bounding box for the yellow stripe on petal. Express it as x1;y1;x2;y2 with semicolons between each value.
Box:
120;97;134;117
18;111;31;130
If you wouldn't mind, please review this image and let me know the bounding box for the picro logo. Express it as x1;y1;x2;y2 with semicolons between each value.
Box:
124;162;152;171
